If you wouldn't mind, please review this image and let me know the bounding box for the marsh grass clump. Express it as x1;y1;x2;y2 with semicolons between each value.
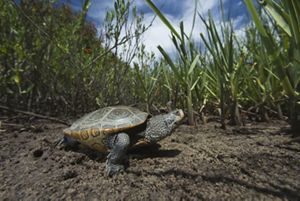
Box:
1;0;299;131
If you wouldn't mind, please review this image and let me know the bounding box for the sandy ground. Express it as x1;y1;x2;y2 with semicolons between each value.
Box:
0;119;300;201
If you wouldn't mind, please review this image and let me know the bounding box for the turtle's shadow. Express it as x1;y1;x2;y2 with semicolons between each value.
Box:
63;145;107;161
63;143;181;162
128;144;181;159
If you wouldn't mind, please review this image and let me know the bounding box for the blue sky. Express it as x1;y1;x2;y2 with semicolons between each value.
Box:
58;0;251;56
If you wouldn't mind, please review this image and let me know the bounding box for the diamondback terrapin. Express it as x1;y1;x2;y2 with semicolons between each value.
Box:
61;105;184;176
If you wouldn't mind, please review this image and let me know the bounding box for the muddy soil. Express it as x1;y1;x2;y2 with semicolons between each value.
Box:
0;119;300;201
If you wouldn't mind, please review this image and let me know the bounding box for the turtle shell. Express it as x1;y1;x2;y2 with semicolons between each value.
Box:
63;106;149;152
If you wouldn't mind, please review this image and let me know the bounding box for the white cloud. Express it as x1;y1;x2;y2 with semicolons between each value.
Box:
86;0;249;59
141;13;179;56
197;0;220;14
140;0;222;57
232;15;248;40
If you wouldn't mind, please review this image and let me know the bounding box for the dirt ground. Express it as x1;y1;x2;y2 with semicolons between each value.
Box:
0;118;300;201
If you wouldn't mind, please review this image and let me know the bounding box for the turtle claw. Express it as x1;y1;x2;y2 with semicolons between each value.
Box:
105;162;125;177
53;138;65;148
55;137;79;150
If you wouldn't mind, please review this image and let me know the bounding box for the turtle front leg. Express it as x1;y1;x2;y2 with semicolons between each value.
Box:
106;133;130;176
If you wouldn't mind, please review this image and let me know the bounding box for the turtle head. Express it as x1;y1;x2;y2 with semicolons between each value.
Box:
145;109;184;143
165;109;184;127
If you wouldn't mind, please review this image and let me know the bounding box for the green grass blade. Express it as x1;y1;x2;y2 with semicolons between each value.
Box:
145;0;181;39
190;76;200;91
158;45;185;85
244;0;268;37
261;0;291;36
188;55;200;75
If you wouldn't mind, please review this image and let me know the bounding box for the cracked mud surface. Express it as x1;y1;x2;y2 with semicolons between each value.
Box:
1;120;300;200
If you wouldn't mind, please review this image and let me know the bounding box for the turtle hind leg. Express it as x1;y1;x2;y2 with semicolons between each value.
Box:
105;132;130;176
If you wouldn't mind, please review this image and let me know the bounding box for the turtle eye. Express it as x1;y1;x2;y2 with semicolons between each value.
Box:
173;109;183;117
